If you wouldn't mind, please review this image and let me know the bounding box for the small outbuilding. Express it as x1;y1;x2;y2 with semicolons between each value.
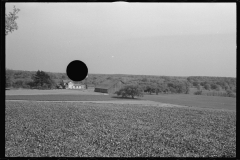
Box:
94;79;125;94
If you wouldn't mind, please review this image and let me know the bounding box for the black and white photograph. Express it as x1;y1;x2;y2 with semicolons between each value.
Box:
5;2;236;157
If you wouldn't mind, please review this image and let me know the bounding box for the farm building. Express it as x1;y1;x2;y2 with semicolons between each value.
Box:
62;80;86;89
94;79;125;94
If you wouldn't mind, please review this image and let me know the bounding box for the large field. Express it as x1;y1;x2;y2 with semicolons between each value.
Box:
6;89;236;111
6;101;235;157
5;89;236;157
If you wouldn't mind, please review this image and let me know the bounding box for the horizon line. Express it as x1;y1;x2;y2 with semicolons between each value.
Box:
5;68;236;78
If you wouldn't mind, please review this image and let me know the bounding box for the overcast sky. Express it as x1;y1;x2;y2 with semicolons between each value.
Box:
6;3;236;77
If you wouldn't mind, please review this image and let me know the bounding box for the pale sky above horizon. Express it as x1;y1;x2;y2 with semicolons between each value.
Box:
6;3;236;77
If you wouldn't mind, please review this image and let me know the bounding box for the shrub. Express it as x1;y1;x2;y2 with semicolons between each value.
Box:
12;79;24;88
226;90;235;98
196;84;201;91
41;83;49;90
211;84;218;90
144;85;156;94
169;87;177;93
192;81;199;87
204;84;211;90
22;84;30;89
194;90;202;95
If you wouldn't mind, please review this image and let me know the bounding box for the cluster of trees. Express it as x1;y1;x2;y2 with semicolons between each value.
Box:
115;76;236;98
188;76;236;92
195;81;233;91
138;81;190;95
114;79;191;99
115;85;144;99
30;70;56;89
190;76;236;98
6;70;57;89
206;90;236;98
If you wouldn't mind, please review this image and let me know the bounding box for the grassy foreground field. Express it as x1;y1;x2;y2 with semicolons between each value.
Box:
6;101;236;157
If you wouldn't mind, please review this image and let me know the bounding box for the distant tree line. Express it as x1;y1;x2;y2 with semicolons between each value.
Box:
6;69;60;89
206;90;236;98
188;76;236;92
5;69;236;97
136;80;190;95
188;76;236;98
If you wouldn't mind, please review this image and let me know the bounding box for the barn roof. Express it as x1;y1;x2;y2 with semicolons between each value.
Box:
95;79;124;89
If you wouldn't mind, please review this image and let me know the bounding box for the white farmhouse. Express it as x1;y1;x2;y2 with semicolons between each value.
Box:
62;80;86;89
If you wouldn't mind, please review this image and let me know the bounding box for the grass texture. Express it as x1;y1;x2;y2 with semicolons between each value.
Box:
6;101;236;157
6;93;236;110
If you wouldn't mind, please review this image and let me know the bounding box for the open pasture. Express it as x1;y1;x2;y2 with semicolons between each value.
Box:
141;94;236;111
5;89;104;95
6;101;235;157
6;94;124;102
6;89;236;111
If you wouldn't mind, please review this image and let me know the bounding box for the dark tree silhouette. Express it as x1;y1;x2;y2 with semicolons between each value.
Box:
115;85;143;99
5;6;20;35
32;70;54;89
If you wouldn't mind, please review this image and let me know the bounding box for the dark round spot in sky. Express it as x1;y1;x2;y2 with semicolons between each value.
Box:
66;60;88;81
